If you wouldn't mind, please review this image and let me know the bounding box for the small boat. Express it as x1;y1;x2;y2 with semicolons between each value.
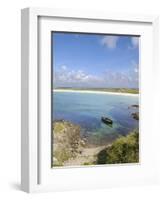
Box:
101;117;113;125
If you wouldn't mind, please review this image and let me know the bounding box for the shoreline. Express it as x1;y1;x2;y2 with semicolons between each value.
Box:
53;89;139;97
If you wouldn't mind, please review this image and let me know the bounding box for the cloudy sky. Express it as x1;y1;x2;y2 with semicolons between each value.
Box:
52;32;139;88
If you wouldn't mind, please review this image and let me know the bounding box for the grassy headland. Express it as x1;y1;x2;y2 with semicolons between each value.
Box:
97;132;139;164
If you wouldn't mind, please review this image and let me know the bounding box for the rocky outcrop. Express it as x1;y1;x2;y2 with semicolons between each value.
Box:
52;120;85;166
131;104;139;108
131;112;139;120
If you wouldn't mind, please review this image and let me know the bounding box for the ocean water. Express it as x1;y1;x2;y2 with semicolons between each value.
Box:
53;91;139;146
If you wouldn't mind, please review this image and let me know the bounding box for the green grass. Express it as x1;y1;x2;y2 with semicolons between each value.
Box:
97;132;139;164
54;122;65;133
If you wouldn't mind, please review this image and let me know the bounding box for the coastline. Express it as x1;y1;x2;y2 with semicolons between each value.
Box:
53;120;139;167
53;89;139;97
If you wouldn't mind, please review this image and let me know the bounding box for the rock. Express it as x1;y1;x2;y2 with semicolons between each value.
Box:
131;104;139;108
131;112;139;120
53;120;85;166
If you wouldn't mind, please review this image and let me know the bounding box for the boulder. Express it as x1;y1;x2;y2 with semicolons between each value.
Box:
131;112;139;120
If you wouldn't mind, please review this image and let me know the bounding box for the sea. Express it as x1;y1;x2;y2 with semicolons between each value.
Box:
53;91;139;146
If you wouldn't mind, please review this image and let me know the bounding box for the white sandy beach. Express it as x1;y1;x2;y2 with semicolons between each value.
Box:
53;89;139;97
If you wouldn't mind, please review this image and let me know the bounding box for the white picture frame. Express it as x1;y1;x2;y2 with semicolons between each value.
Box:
21;7;159;193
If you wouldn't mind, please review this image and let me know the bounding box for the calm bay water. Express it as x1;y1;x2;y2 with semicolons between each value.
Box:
53;91;139;146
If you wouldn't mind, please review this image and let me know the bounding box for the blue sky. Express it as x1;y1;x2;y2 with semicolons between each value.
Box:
52;32;139;88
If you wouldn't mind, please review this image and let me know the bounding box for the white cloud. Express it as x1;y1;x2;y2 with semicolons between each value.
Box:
103;70;133;87
60;65;67;70
101;36;119;49
103;60;139;88
134;68;138;73
131;37;139;48
55;65;102;87
131;60;139;73
54;64;139;88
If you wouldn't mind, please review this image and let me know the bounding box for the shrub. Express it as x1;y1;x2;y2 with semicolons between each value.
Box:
97;132;139;164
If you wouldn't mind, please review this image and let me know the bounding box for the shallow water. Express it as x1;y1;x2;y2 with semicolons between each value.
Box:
53;91;139;145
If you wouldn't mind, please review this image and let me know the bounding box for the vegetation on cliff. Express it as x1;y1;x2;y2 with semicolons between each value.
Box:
53;120;85;166
53;121;139;167
97;131;139;164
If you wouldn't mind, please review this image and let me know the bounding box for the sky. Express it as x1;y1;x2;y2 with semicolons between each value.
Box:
52;32;139;88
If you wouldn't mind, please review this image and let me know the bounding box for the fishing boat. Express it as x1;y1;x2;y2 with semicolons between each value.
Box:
101;117;113;125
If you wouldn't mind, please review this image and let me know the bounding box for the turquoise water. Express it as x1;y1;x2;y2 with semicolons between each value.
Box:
53;91;139;146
